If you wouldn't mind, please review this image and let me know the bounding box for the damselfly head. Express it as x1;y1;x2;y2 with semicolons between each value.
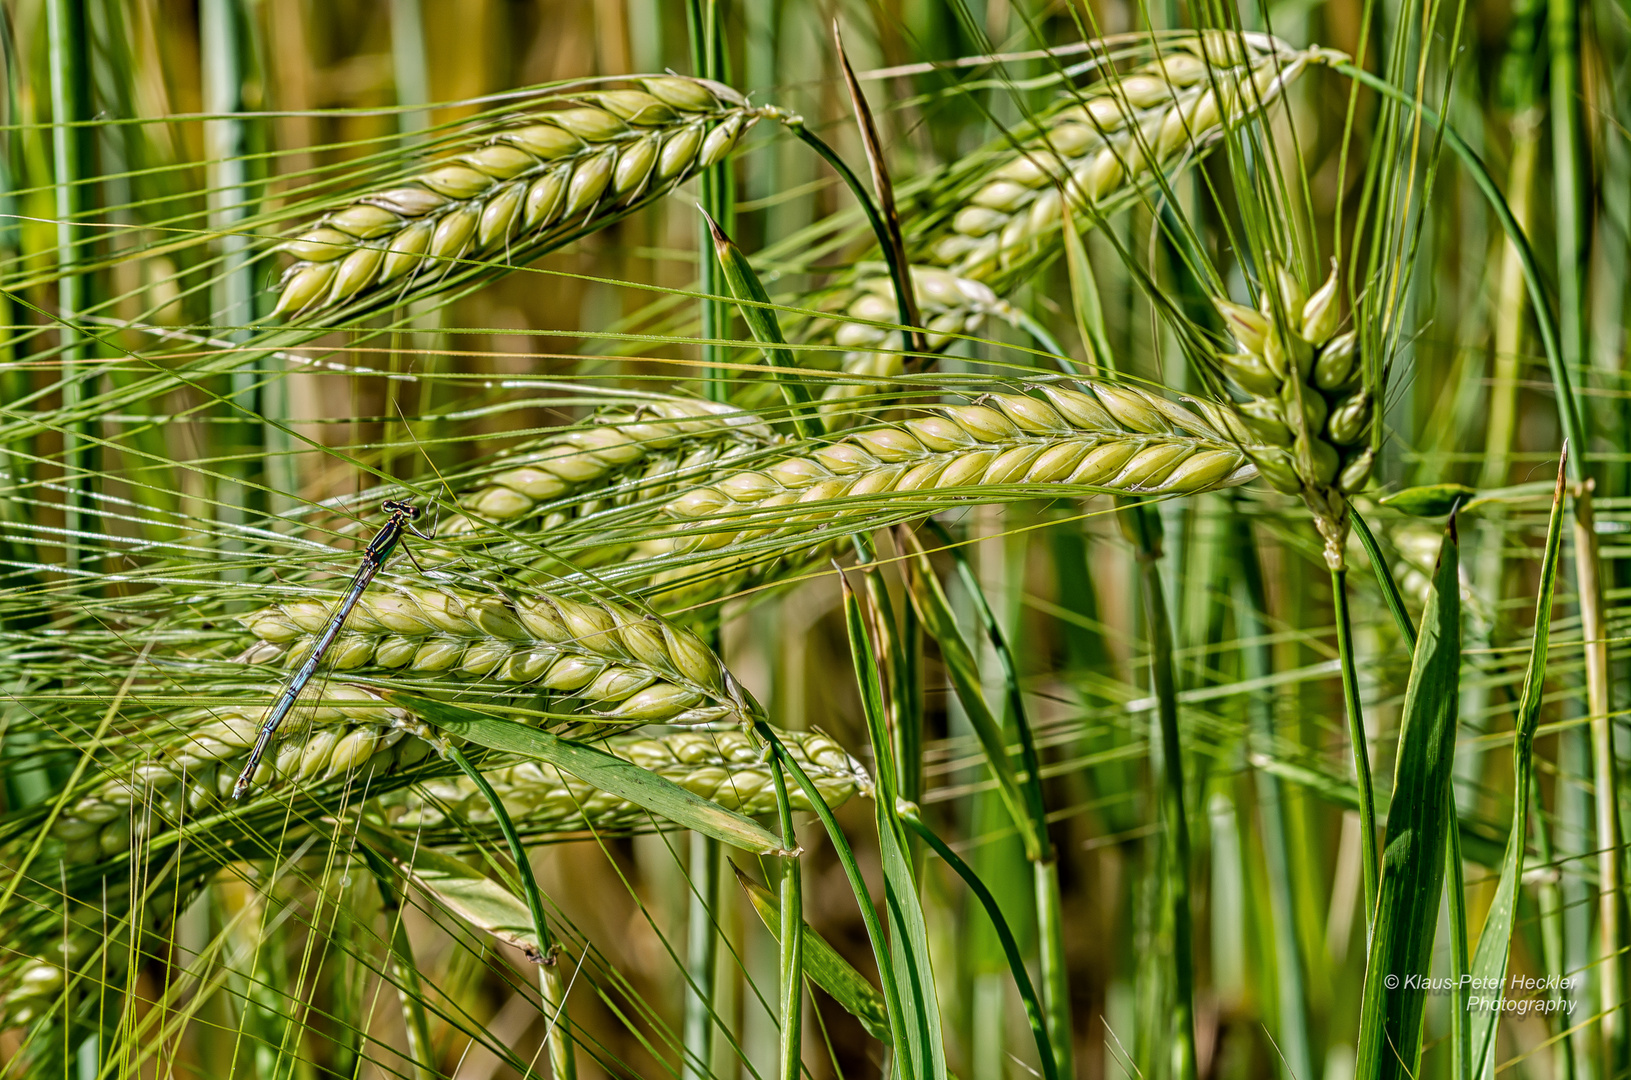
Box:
381;499;421;519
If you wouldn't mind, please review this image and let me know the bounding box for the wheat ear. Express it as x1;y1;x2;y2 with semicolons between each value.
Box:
433;398;777;545
636;383;1258;561
242;581;745;725
46;685;435;863
814;34;1337;409
388;727;867;834
1198;260;1373;567
273;77;765;319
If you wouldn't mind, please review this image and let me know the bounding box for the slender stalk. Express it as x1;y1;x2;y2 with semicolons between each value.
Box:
201;0;258;558
1558;721;1595;1080
384;0;432;489
365;856;439;1080
1235;511;1311;1080
1447;818;1470;1080
1568;485;1624;1067
1551;4;1623;1060
45;0;90;573
751;719;915;1072
1529;763;1575;1080
389;0;430;144
688;0;731;402
1126;504;1196;1080
680;832;720;1080
769;760;803;1080
1332;568;1380;924
444;744;576;1080
925;519;1072;1077
901;813;1059;1080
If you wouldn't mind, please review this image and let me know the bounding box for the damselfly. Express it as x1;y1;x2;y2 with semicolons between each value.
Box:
233;499;431;798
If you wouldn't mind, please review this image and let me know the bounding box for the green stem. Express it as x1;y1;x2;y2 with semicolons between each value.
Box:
680;832;720;1080
443;744;576;1080
45;0;90;573
926;521;1049;856
752;719;915;1074
1235;510;1312;1080
389;0;430;144
1350;507;1417;647
924;519;1072;1078
688;0;731;403
900;814;1059;1080
364;853;439;1080
770;759;803;1080
200;0;259;557
1529;762;1575;1080
1569;489;1625;1068
1129;505;1197;1080
1333;567;1381;924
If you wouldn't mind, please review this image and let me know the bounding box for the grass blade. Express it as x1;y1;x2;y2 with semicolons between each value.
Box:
1356;516;1463;1079
702;210;818;437
897;529;1036;859
382;692;790;856
1468;453;1567;1075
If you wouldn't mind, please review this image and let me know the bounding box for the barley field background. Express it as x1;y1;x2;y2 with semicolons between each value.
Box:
0;1;1624;1078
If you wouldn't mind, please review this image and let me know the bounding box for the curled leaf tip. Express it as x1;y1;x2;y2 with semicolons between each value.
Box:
1379;483;1475;518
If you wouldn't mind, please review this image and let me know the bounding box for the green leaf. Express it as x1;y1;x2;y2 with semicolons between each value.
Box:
702;211;818;438
733;863;893;1046
1356;519;1463;1080
1468;459;1567;1076
382;691;789;856
359;819;544;962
